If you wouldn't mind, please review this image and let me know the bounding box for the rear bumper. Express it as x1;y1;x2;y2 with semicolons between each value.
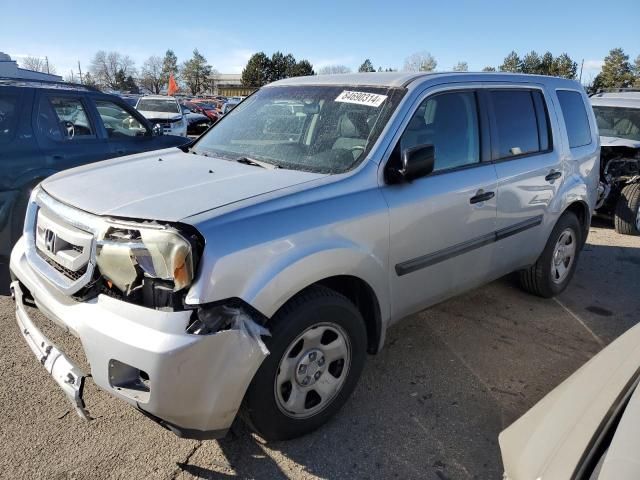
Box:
10;236;267;438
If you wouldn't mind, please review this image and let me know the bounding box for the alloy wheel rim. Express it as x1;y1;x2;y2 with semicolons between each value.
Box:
551;228;576;284
274;322;351;419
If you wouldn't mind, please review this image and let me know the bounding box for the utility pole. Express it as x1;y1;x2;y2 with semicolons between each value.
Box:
579;59;584;83
77;61;83;84
45;56;50;74
69;70;74;82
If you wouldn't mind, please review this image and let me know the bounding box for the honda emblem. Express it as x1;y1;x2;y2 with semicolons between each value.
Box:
44;229;56;253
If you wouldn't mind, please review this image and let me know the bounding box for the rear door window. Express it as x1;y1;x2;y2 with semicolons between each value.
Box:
489;90;542;159
0;92;20;144
556;90;592;148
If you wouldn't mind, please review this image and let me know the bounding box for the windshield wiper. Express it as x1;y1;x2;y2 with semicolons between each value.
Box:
235;156;279;169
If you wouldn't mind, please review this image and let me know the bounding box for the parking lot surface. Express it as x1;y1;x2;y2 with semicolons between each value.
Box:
0;224;638;480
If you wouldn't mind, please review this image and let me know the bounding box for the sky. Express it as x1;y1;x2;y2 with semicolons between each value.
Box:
2;0;638;84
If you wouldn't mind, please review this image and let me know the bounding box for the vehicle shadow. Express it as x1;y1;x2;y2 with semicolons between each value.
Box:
0;263;11;296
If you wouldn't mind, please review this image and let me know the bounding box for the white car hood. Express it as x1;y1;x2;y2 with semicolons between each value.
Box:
41;148;325;221
499;322;640;480
600;136;640;149
138;110;182;121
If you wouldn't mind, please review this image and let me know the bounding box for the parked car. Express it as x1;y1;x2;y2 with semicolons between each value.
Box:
183;100;219;123
220;100;240;116
590;90;640;235
0;77;190;262
500;321;640;479
180;104;212;136
10;72;599;442
135;95;187;137
119;95;140;107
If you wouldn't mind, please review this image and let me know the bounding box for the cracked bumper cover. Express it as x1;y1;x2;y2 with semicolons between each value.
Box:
10;236;268;439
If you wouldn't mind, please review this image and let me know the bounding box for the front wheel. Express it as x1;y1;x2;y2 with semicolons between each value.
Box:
242;286;367;441
614;183;640;235
519;211;582;298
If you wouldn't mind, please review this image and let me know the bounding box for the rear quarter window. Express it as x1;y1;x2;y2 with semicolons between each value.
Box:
556;90;592;148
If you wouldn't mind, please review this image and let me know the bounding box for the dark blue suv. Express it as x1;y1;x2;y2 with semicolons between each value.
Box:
0;78;190;261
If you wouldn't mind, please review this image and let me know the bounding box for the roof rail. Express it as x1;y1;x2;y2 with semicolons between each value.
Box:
0;76;101;92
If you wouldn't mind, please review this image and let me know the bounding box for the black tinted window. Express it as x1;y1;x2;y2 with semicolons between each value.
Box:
0;93;19;144
557;90;591;148
400;91;479;171
490;90;540;159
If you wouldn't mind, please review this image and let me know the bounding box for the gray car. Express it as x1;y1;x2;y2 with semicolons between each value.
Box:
10;72;599;441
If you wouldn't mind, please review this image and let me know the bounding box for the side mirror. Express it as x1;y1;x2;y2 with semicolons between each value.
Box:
389;144;435;182
152;123;163;136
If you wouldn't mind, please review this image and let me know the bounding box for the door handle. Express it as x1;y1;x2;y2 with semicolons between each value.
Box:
470;189;495;204
115;149;126;155
545;170;562;182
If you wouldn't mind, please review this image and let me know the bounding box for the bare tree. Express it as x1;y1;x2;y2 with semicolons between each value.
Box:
20;56;56;74
140;55;164;93
452;61;468;72
89;51;137;89
403;51;437;72
317;65;352;75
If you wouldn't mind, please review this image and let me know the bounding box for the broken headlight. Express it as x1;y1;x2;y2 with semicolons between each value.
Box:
96;225;194;296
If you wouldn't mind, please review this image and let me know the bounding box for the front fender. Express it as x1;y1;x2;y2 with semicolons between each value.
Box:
245;245;390;322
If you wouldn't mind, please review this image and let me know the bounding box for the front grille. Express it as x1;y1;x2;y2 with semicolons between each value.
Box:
36;249;88;281
25;189;98;295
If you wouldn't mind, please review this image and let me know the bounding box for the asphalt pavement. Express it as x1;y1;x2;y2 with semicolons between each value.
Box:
0;224;638;480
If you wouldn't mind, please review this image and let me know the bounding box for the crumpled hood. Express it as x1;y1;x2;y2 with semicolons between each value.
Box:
41;148;325;221
600;136;640;149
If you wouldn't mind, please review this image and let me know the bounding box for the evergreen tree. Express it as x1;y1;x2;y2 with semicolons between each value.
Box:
499;51;521;72
554;53;578;79
593;48;634;90
241;52;271;87
358;59;375;72
521;51;542;74
181;49;212;95
161;50;179;87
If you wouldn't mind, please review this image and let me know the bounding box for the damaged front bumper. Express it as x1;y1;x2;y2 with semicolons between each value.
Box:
10;237;268;439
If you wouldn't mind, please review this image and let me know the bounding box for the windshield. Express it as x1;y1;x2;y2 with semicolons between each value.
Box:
593;106;640;141
136;98;181;114
193;85;405;173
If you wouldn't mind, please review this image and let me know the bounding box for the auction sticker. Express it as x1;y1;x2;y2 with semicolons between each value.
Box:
335;90;388;107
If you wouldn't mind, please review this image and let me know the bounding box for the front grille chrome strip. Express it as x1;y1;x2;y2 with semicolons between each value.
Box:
24;188;104;295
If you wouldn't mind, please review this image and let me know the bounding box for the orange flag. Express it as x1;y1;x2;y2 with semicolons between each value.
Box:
167;73;178;96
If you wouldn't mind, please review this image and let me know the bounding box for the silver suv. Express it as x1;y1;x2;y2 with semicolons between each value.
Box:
10;72;600;441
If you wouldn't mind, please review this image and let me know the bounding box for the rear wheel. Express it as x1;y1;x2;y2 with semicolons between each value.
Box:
242;285;367;441
519;211;582;298
614;183;640;235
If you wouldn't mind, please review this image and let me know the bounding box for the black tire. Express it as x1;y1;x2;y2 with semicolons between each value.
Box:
242;285;367;441
614;183;640;235
519;211;582;298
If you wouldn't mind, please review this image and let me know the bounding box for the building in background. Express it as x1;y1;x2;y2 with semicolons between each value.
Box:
0;52;62;81
209;73;255;96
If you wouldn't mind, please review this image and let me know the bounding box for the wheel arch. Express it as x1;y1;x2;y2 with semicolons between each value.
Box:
562;200;591;246
237;248;389;355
